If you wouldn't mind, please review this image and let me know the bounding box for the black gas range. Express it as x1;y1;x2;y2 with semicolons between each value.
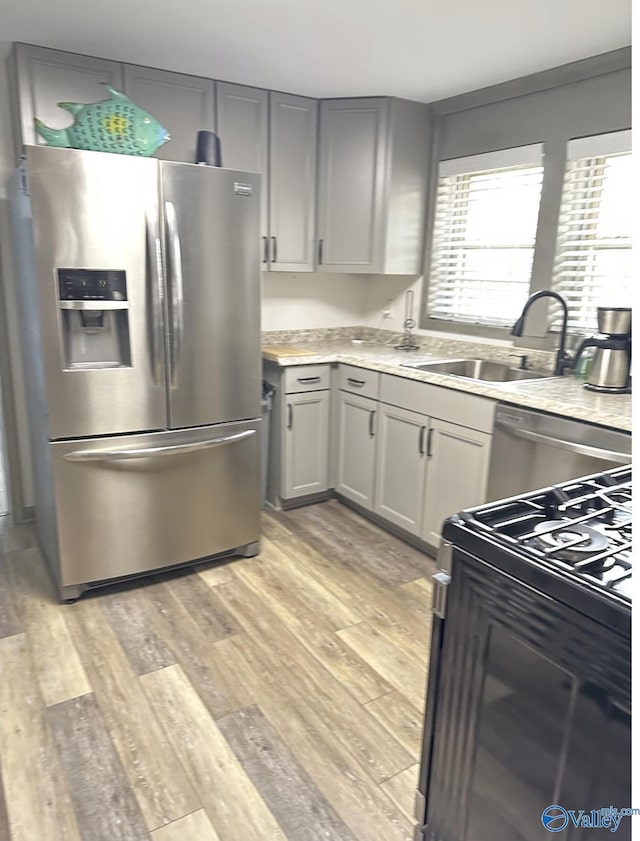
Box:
416;466;632;841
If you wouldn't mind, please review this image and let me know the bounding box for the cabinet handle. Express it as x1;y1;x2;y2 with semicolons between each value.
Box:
297;376;321;384
318;239;324;265
419;425;426;455
262;236;269;264
347;377;365;387
271;236;277;264
287;404;293;429
427;428;434;457
369;410;376;438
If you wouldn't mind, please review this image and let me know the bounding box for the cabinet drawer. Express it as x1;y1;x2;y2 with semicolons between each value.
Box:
284;364;331;393
338;364;380;400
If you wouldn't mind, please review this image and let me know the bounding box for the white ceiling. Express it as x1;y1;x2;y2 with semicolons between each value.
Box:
2;0;632;102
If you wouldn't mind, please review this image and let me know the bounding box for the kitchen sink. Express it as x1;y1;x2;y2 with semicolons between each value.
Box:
401;358;553;383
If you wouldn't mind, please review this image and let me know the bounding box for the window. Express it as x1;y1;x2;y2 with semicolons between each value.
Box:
426;145;544;329
550;131;632;333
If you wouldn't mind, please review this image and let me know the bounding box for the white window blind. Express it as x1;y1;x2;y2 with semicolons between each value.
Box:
551;130;632;333
427;145;544;328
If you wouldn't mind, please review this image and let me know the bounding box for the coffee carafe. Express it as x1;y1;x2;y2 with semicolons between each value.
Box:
574;307;631;393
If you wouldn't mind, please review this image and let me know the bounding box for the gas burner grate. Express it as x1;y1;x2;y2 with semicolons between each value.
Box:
462;467;633;600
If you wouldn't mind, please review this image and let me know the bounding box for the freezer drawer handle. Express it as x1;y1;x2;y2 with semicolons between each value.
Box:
63;429;255;462
164;201;185;389
494;419;630;464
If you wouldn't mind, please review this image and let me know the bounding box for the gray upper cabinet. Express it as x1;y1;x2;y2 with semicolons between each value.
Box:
317;98;387;272
268;92;317;272
10;44;427;278
216;82;269;240
10;43;124;152
217;84;317;272
122;65;215;163
316;97;431;274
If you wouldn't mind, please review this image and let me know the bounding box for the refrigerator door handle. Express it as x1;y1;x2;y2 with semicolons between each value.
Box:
63;429;256;462
164;201;185;388
146;213;165;386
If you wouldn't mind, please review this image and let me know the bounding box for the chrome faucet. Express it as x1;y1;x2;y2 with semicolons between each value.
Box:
511;290;573;376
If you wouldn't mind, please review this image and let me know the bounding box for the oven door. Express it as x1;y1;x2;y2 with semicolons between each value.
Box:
417;545;631;841
486;405;631;503
50;419;260;590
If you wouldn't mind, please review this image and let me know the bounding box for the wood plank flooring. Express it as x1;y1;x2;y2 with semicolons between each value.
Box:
0;499;436;841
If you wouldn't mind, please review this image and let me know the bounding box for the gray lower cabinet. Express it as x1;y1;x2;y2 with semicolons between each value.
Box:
122;65;215;163
421;419;492;547
374;403;428;535
10;43;124;152
335;391;377;509
316;96;430;274
282;390;330;499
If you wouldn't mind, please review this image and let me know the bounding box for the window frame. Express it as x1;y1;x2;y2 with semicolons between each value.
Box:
421;144;546;339
421;135;632;343
549;130;632;335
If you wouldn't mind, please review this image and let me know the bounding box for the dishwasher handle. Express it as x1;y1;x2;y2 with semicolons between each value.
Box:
495;417;630;464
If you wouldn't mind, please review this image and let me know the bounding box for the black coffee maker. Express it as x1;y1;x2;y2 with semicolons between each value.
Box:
573;307;631;393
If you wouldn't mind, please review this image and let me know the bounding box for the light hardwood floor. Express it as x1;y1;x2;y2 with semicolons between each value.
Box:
0;499;436;841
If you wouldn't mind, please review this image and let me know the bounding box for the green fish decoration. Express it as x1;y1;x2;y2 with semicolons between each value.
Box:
34;83;171;156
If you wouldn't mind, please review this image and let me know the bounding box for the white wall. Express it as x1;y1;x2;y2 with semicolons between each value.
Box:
361;273;513;346
261;272;365;331
362;274;421;333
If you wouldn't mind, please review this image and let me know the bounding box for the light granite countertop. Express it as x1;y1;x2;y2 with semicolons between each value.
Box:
262;331;632;433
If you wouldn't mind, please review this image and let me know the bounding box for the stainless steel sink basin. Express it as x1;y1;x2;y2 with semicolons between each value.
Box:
402;358;553;383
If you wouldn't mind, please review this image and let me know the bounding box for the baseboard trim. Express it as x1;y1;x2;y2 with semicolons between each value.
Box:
336;493;438;559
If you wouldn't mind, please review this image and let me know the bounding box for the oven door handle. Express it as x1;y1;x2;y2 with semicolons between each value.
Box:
495;421;630;464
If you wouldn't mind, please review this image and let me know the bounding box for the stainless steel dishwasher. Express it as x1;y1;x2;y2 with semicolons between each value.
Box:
486;403;631;503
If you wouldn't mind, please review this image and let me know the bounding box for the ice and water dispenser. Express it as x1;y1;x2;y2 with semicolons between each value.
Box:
57;269;131;368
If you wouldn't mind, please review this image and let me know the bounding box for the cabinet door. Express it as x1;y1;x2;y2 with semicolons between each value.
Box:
216;82;269;241
421;420;491;548
122;65;215;163
269;92;317;272
282;391;330;499
374;403;428;535
316;98;388;273
12;43;123;149
336;391;377;509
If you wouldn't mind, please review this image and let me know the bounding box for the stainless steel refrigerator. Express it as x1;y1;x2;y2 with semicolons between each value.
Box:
9;145;261;601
